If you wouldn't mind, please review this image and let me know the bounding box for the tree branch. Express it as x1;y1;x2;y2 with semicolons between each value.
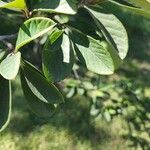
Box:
0;33;17;41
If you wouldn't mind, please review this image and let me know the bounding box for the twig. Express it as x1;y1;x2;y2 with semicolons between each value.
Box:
3;40;14;52
0;33;17;41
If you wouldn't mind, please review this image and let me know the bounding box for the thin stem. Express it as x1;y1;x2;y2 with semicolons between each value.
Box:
0;33;17;41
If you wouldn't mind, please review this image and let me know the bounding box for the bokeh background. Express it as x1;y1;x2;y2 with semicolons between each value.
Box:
0;3;150;150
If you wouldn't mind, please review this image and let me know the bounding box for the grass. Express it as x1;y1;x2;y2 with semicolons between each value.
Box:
0;77;133;150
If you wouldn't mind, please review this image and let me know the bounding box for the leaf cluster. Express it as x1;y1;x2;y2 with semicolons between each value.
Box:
0;0;149;131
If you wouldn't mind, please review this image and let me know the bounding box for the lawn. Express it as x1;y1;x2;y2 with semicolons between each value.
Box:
0;78;132;150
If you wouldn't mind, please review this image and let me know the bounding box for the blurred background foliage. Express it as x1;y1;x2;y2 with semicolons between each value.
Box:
0;2;150;150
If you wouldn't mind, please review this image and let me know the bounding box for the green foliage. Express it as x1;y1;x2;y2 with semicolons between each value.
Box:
70;30;121;74
33;0;77;14
43;30;74;82
0;0;27;10
0;76;11;132
108;0;150;18
21;61;64;104
15;17;56;51
0;0;149;132
20;70;57;118
0;52;21;80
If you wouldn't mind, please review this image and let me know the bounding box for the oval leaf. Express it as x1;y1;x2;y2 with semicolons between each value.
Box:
20;71;56;118
21;61;64;104
0;52;21;80
86;7;128;59
43;30;74;82
0;76;11;132
70;29;121;75
15;17;56;51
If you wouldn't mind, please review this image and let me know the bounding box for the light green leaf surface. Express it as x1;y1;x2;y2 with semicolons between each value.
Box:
15;17;56;51
70;29;122;75
0;52;21;80
33;0;77;15
86;7;128;59
0;76;11;132
61;33;71;63
124;0;150;11
108;0;150;18
0;0;27;10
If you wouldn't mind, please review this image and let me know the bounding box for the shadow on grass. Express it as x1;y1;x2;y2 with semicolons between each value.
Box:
117;29;150;149
121;92;150;150
9;89;112;147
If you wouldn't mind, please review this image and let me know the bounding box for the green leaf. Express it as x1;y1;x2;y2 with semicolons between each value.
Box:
0;52;21;80
0;43;6;62
86;7;128;59
20;71;56;118
61;33;71;63
0;76;11;132
70;29;121;75
21;61;64;104
68;8;101;39
33;0;77;15
0;49;5;62
108;0;150;18
43;30;74;82
125;0;150;11
0;0;27;11
15;17;56;51
54;15;70;24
